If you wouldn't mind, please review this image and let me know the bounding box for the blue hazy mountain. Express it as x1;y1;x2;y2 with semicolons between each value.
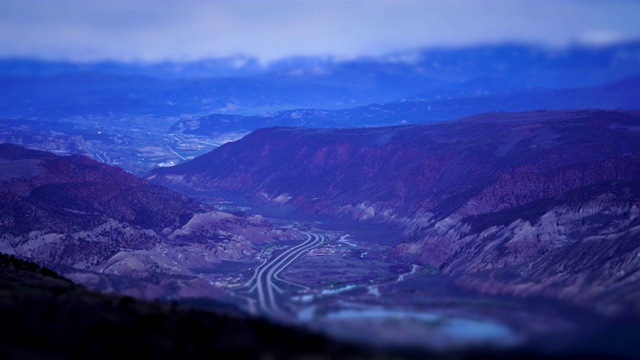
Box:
1;42;639;119
169;76;640;136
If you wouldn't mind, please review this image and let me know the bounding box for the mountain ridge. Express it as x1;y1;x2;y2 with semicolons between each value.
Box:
149;109;640;316
0;143;300;299
2;42;639;118
168;77;640;137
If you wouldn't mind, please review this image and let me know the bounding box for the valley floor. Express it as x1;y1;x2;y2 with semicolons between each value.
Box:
182;203;640;358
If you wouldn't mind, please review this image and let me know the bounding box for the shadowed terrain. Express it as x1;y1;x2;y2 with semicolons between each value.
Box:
149;109;640;318
3;253;602;360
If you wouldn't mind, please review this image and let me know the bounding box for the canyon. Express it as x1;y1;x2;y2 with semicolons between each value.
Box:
1;40;640;357
149;109;640;318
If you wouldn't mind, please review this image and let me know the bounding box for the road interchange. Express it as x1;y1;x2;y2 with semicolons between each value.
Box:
234;231;324;316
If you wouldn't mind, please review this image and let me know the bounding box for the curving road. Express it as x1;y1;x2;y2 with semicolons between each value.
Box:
236;231;324;316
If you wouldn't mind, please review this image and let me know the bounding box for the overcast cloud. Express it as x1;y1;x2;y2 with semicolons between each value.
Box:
1;0;639;62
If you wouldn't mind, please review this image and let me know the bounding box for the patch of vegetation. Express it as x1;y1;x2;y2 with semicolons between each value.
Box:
0;254;66;280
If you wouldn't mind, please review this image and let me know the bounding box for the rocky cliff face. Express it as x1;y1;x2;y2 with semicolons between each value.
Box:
0;144;300;298
150;110;640;220
149;109;640;315
394;178;640;316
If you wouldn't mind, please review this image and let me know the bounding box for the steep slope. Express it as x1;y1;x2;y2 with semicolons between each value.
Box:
0;253;397;360
149;109;640;315
0;144;299;299
0;143;209;231
396;178;640;317
150;110;640;220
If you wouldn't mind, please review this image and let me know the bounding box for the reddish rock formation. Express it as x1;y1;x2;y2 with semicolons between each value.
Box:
0;144;299;298
149;109;640;315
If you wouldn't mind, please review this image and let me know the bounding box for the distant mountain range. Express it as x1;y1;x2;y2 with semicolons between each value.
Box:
1;42;639;119
168;76;640;137
0;143;300;298
1;42;638;179
149;109;640;318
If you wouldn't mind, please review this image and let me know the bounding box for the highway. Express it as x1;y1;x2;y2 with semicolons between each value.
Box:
166;145;186;160
235;231;324;316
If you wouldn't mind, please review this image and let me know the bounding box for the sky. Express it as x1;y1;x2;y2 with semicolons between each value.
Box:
1;0;639;62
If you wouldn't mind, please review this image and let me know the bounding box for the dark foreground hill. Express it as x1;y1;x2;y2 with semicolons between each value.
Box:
0;253;371;359
2;253;595;360
149;109;640;318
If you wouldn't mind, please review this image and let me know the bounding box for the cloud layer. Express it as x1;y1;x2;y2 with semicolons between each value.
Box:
2;0;639;62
